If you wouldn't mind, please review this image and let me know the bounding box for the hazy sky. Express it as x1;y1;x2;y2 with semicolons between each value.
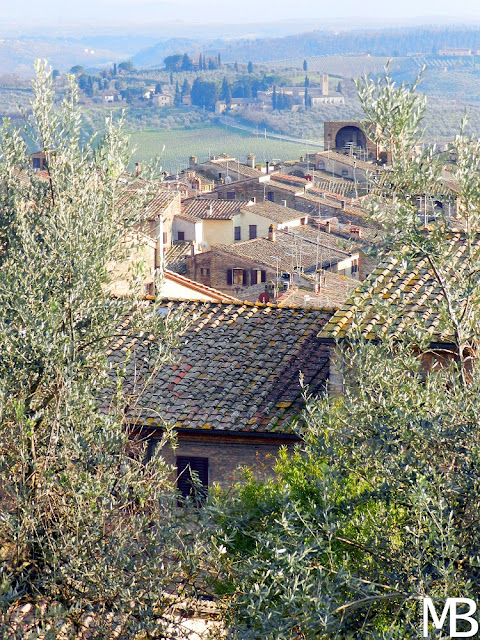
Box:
3;0;480;30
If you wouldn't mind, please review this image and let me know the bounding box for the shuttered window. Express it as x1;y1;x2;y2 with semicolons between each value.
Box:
228;269;248;286
249;225;257;239
177;456;208;505
251;269;266;285
233;268;243;285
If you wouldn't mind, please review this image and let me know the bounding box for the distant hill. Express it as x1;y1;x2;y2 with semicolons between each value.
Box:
132;26;480;69
0;34;157;77
131;38;204;69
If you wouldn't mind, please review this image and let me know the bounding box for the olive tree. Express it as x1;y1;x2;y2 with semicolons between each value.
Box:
211;71;480;639
0;61;208;639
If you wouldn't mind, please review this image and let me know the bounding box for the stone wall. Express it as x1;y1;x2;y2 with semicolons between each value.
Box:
154;432;298;488
186;248;275;295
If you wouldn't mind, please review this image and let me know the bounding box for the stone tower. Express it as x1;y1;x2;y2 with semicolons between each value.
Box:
322;74;329;97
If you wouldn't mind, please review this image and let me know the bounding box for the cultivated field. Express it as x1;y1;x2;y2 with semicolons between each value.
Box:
269;55;403;78
128;123;314;174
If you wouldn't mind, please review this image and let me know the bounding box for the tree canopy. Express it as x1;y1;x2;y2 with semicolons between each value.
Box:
212;71;480;638
0;61;207;638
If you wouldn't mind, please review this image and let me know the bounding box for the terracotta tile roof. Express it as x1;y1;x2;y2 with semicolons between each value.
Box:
183;199;251;220
277;275;359;309
215;228;350;275
164;242;192;274
163;270;240;302
271;173;312;188
318;232;475;344
13;168;49;185
116;184;178;219
145;192;179;217
241;202;304;224
313;174;357;197
317;150;380;173
267;182;306;194
107;301;333;433
175;210;202;223
210;159;263;179
298;189;366;214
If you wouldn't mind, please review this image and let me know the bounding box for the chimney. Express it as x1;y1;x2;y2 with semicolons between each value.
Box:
341;199;346;210
350;226;361;239
268;224;276;242
247;153;255;168
135;162;142;176
282;199;287;207
358;252;364;281
189;155;198;167
265;161;270;174
208;203;213;216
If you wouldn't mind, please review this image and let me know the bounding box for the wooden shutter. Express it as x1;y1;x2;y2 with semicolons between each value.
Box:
177;456;208;505
261;270;266;283
251;269;258;285
243;270;248;286
227;269;233;285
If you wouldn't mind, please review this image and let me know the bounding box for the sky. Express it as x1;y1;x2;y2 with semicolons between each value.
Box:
3;0;480;32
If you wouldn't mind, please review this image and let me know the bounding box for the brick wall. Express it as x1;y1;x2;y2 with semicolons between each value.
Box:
328;346;344;397
186;248;275;295
157;433;298;488
324;121;378;160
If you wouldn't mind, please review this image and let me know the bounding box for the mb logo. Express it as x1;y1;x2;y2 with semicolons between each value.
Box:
423;598;479;637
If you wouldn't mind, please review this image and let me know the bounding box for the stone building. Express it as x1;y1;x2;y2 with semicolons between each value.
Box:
318;232;476;396
324;121;378;160
108;300;335;493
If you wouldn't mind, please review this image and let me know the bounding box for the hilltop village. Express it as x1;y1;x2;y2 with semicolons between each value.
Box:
6;23;480;637
28;117;459;494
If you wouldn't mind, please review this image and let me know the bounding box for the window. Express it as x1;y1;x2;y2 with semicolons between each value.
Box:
227;269;246;286
201;267;204;275
176;456;208;505
249;225;257;240
267;192;274;202
33;157;41;170
234;226;241;241
233;268;244;285
342;169;349;178
251;269;266;284
226;191;236;200
178;231;185;241
318;161;325;170
206;268;210;276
